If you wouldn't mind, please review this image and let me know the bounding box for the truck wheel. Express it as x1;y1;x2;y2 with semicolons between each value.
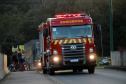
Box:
43;68;47;74
73;69;77;72
78;69;83;72
88;67;95;73
49;69;54;75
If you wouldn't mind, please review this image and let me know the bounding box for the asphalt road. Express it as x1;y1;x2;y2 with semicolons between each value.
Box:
0;69;126;84
45;68;126;84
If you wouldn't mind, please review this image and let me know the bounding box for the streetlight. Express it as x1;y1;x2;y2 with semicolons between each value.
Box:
110;0;113;51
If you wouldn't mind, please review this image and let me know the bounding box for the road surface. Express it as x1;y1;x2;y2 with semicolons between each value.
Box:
0;69;126;84
0;71;55;84
47;68;126;84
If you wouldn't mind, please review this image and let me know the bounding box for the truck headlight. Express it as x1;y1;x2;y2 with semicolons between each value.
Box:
38;63;41;66
54;57;59;62
53;50;58;55
89;47;93;52
89;55;94;59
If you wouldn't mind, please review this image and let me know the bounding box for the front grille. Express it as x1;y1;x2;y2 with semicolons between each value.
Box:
62;43;85;65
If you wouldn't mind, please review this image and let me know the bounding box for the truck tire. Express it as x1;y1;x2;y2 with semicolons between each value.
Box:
88;67;95;73
78;69;83;72
73;69;77;72
49;69;54;75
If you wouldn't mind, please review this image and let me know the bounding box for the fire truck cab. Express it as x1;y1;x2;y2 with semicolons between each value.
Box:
39;14;99;75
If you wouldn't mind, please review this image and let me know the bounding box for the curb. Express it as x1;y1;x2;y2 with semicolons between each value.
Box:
104;66;126;71
0;73;10;83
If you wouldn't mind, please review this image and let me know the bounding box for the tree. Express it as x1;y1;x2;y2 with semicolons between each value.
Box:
0;5;24;52
0;4;39;53
21;10;39;42
113;0;126;50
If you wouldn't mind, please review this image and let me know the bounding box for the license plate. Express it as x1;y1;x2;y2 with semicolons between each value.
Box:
70;59;79;62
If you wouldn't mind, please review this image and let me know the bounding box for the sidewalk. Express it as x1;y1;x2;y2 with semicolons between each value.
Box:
0;71;55;84
104;66;126;71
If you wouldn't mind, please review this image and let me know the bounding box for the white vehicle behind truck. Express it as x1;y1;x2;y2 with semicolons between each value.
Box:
24;39;42;70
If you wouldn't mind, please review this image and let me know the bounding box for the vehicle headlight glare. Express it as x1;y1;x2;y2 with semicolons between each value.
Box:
90;55;94;59
89;47;93;52
53;50;58;55
54;57;59;62
38;63;41;66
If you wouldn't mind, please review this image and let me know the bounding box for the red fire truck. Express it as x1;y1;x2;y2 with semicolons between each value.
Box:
38;14;100;75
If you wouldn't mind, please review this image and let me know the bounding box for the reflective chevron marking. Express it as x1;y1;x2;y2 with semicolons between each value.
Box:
52;38;93;45
64;40;68;44
83;38;87;43
59;40;63;44
88;38;91;43
54;40;58;45
78;39;82;43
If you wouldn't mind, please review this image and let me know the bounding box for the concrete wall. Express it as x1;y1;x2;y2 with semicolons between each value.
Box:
111;51;126;66
0;53;6;80
0;53;9;81
122;51;126;66
4;54;9;74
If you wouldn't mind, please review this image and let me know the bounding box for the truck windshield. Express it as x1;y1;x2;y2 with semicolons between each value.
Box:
52;25;92;39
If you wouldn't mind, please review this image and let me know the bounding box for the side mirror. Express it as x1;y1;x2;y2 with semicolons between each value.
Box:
96;25;101;34
43;28;48;37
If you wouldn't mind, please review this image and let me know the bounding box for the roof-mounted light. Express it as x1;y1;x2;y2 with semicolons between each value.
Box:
64;15;66;17
55;14;86;18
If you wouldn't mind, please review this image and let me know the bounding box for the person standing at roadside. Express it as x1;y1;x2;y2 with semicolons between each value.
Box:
17;49;23;70
12;51;18;68
17;49;22;63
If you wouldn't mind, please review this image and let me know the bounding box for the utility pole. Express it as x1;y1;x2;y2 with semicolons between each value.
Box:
110;0;113;51
0;45;1;52
100;25;103;57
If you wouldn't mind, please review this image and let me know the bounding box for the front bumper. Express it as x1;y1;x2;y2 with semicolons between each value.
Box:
50;63;97;70
49;53;97;70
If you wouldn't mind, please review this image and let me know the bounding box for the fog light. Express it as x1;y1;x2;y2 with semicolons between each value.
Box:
90;55;94;59
54;57;59;62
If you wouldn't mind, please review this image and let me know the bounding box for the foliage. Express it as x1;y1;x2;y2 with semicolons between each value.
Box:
0;4;39;55
113;0;126;50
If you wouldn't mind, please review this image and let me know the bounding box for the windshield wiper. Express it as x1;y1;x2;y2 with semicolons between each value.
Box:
55;37;68;39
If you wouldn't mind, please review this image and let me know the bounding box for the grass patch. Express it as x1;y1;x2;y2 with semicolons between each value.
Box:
95;65;104;68
96;57;104;64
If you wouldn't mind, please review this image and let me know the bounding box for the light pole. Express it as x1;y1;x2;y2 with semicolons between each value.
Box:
110;0;113;51
100;25;103;57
